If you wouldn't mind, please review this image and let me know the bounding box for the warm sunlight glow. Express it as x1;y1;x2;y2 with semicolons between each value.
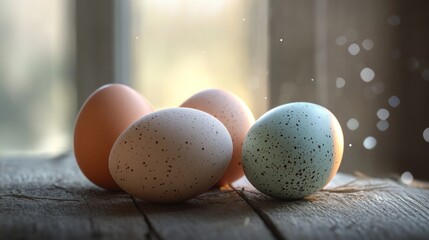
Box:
131;0;268;117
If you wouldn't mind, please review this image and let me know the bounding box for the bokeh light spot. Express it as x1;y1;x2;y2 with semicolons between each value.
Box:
423;128;429;142
400;171;413;185
372;82;385;94
336;77;346;88
387;15;401;26
360;67;375;82
348;43;360;55
363;136;377;150
377;108;390;120
388;96;400;108
335;36;347;46
377;120;389;132
362;39;374;51
347;118;359;131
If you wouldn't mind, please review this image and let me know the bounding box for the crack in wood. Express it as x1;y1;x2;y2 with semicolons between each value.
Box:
52;184;73;194
131;195;163;240
193;190;242;204
322;183;391;194
0;193;79;202
232;186;287;240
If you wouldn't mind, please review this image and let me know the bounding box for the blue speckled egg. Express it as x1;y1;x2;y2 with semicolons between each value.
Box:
242;102;344;200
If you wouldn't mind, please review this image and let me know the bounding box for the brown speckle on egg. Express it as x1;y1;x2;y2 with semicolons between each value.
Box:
180;89;255;186
109;107;233;203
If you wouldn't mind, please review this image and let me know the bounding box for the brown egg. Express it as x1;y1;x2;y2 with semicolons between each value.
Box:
180;89;255;186
74;84;153;190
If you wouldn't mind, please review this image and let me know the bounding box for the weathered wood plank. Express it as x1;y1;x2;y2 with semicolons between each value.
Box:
2;155;429;240
0;156;275;240
134;189;275;240
234;176;429;240
0;155;150;240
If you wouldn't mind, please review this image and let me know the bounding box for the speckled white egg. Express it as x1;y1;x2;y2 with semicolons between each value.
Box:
109;107;233;203
242;102;344;200
180;89;255;186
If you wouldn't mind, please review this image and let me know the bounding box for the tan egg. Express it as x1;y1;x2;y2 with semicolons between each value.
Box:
74;84;153;190
109;108;233;203
180;89;255;186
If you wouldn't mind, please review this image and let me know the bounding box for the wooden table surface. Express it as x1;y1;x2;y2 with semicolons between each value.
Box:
1;154;428;240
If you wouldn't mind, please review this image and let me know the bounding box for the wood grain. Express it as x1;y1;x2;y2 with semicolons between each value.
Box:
0;155;274;240
235;176;429;240
1;155;429;239
134;189;274;240
0;155;149;240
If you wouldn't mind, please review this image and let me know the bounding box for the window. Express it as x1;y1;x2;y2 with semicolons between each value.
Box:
131;0;268;117
0;0;74;156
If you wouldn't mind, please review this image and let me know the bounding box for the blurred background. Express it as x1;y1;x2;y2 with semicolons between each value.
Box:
0;0;428;181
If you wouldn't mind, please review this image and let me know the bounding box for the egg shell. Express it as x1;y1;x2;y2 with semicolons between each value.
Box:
242;102;344;200
74;84;153;190
180;89;255;186
109;107;233;203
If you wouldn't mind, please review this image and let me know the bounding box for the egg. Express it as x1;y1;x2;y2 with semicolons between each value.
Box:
109;107;233;203
180;89;255;186
242;102;344;200
74;84;153;190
